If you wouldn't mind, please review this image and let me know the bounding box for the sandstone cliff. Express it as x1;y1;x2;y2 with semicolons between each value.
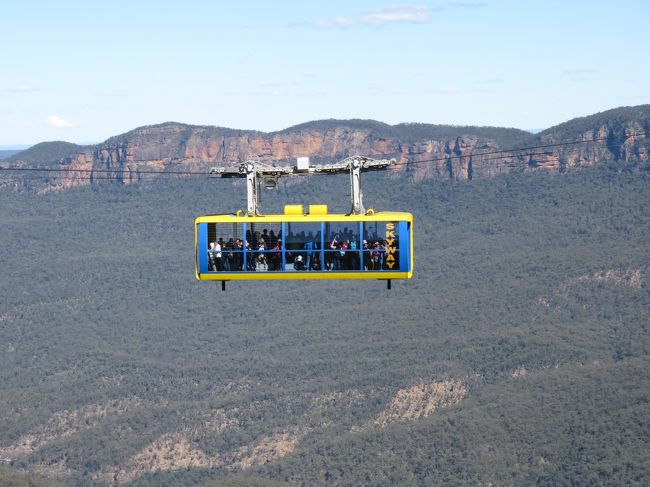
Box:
3;105;648;191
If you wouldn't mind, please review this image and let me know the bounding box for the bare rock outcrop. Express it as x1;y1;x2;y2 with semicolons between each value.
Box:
371;378;468;428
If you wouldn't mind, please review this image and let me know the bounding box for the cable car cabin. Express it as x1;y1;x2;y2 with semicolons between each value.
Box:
195;205;413;282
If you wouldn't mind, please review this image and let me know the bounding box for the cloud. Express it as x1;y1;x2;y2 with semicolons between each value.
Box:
448;2;488;7
562;68;598;75
5;85;39;93
247;90;285;97
297;91;327;97
46;115;75;128
310;4;434;28
426;86;459;94
290;3;489;29
472;78;504;84
562;68;598;83
95;92;129;97
258;81;298;89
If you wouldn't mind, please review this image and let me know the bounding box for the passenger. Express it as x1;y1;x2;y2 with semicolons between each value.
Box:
349;238;359;270
372;241;383;270
329;235;340;270
363;240;371;270
268;230;277;250
257;238;267;271
304;238;316;270
245;240;256;271
214;239;224;271
340;240;349;270
293;254;305;271
271;239;282;271
223;238;234;271
312;250;321;270
208;242;217;271
234;238;244;270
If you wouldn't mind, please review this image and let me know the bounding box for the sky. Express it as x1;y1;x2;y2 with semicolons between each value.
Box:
1;0;649;146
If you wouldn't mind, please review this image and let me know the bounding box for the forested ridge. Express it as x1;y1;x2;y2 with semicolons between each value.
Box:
0;162;648;486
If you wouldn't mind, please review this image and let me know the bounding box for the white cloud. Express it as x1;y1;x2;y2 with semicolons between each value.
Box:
5;85;39;93
427;86;459;94
562;69;598;83
562;68;598;75
46;115;75;128
312;4;433;28
258;81;298;89
448;2;488;7
472;78;504;84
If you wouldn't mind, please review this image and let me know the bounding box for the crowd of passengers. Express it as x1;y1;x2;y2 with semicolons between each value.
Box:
208;228;396;272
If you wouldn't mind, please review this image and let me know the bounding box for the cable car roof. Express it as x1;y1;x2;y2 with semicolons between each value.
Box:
196;206;413;224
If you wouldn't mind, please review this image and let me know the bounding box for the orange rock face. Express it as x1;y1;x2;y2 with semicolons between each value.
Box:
8;119;648;191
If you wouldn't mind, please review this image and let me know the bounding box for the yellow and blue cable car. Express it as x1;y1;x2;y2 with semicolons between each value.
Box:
195;204;413;282
195;157;413;288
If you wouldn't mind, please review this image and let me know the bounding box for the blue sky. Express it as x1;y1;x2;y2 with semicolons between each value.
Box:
1;0;648;145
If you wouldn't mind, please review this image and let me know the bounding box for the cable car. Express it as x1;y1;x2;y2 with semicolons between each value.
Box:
195;157;413;289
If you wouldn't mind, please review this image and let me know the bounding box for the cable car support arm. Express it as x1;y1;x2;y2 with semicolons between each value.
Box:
209;156;395;215
210;161;292;216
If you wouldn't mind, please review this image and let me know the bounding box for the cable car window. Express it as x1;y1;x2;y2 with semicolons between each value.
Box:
285;222;321;271
325;222;360;271
244;222;281;272
363;221;400;271
208;223;244;272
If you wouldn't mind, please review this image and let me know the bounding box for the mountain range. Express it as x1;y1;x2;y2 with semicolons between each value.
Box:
1;105;648;192
0;105;648;486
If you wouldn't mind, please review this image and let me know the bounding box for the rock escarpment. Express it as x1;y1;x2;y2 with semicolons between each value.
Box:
4;105;649;191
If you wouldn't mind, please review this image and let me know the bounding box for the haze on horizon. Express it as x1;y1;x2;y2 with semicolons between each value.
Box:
1;0;648;146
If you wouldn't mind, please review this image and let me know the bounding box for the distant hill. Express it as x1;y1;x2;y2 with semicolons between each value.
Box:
2;105;649;192
280;118;534;146
3;141;87;167
540;105;650;140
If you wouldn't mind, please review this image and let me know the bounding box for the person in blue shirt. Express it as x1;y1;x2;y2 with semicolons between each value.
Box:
304;238;316;270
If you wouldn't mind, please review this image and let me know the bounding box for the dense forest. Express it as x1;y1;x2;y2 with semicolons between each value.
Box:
0;465;66;487
0;162;648;485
